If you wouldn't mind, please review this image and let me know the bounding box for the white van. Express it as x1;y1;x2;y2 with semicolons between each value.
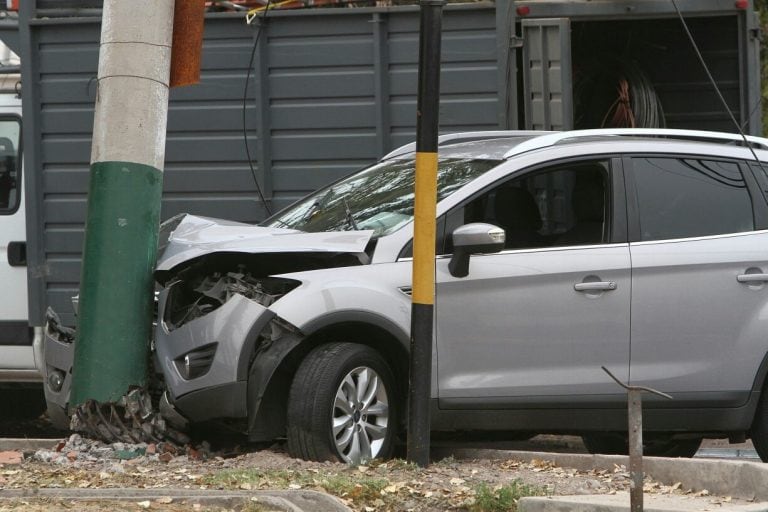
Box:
0;86;43;398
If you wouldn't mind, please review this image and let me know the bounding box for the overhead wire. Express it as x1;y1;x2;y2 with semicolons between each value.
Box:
242;0;273;217
670;0;765;166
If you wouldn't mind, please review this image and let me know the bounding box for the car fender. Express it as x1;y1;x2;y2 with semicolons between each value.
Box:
269;261;412;346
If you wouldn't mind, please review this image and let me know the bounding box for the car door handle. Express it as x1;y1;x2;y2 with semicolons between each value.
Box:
574;281;617;292
737;273;768;283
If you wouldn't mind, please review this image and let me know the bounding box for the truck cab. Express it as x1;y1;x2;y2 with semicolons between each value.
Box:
0;88;42;394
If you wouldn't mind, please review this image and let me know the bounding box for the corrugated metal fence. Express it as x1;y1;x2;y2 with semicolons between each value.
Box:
19;2;507;325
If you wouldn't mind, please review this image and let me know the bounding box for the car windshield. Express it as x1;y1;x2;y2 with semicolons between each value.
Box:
261;158;498;236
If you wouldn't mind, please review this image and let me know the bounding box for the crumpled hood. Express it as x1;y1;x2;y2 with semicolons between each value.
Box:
156;214;373;272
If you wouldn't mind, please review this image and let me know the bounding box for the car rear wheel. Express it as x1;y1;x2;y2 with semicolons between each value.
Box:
286;342;398;464
750;390;768;462
582;433;701;458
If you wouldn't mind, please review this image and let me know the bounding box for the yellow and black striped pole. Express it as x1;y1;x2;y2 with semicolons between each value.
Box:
407;0;445;467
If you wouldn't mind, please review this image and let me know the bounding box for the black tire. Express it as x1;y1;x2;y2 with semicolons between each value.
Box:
751;390;768;462
582;433;701;458
286;342;398;463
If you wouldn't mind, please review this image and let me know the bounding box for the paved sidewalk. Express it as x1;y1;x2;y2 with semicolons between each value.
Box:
520;493;768;512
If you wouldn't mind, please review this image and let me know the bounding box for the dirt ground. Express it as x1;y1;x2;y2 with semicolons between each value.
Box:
0;398;760;511
0;435;759;512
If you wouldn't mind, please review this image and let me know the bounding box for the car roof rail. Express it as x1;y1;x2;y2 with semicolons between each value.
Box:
381;130;552;160
503;128;768;159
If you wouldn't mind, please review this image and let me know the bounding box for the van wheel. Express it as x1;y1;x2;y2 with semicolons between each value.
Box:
287;342;397;464
582;433;701;458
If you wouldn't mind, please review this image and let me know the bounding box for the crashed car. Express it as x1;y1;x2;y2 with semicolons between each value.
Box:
85;129;768;463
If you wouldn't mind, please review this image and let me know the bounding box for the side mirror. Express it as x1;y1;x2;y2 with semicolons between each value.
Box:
448;223;505;278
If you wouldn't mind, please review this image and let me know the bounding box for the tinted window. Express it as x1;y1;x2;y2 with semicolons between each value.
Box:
632;158;753;241
444;160;610;252
0;118;20;215
748;162;768;203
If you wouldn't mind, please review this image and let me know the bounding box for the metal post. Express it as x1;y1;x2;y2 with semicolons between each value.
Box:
407;0;445;468
70;0;174;407
603;366;673;512
628;389;643;512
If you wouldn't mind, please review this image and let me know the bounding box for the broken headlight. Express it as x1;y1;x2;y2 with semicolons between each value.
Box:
163;272;300;331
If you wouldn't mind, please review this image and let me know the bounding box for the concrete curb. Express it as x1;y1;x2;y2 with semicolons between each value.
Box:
0;488;351;512
519;493;768;512
0;438;59;451
445;448;768;501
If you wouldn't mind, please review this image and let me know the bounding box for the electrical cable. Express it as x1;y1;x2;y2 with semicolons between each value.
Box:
575;58;665;129
242;0;273;217
670;0;765;165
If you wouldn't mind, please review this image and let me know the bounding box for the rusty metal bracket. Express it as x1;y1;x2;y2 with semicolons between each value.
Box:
602;366;673;512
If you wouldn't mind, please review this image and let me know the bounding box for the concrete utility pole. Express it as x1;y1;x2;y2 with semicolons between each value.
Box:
407;0;445;468
70;0;175;407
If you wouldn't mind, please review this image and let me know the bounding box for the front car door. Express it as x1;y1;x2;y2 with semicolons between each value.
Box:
626;155;768;425
435;157;631;418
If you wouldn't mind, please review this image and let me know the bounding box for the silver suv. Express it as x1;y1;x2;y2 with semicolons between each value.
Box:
153;128;768;464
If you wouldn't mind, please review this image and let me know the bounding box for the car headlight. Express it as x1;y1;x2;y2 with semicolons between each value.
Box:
163;273;301;331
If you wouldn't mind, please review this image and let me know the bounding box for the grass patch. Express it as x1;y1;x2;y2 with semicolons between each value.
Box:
204;468;389;507
470;481;545;512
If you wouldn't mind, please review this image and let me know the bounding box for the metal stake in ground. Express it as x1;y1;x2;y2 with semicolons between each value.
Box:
602;366;673;512
70;0;174;409
407;0;445;468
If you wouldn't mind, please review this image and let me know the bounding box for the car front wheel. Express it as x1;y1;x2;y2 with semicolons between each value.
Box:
287;342;398;464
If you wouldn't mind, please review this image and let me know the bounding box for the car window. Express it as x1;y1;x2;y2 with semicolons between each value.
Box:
748;161;768;204
443;159;610;253
0;118;20;215
261;158;498;238
632;157;753;242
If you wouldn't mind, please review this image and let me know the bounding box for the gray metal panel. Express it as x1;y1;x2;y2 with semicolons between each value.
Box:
495;0;517;129
20;5;499;326
522;18;572;131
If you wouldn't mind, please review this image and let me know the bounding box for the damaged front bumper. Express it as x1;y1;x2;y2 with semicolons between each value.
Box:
155;279;301;425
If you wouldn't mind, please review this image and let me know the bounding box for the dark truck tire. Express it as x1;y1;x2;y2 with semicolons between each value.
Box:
287;342;398;464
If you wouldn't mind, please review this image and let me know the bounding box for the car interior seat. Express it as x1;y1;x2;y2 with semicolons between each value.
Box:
493;186;543;249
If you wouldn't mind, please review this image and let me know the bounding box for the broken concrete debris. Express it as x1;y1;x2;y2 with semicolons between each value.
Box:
21;434;213;466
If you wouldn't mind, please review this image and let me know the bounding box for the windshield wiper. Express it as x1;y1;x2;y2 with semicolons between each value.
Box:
342;196;359;230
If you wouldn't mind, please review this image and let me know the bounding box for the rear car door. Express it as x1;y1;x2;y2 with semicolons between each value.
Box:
436;157;631;409
626;155;768;409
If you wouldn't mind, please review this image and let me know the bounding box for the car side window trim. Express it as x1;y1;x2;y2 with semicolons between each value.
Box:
610;156;628;245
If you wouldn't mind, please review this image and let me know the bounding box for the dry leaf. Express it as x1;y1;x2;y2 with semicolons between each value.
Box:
136;501;150;509
156;497;173;504
450;478;465;485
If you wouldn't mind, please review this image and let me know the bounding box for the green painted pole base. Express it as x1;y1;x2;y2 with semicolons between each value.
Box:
70;161;163;407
